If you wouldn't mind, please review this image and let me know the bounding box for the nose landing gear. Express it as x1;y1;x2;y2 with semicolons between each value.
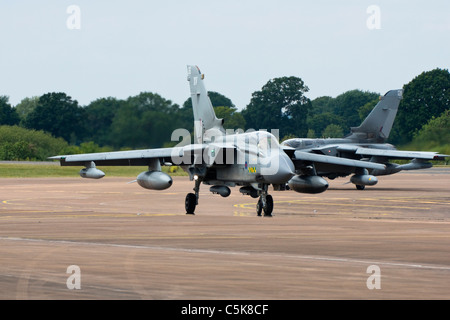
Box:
256;185;273;217
185;177;201;215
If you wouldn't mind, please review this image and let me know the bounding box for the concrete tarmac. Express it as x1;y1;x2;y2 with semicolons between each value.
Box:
0;168;449;299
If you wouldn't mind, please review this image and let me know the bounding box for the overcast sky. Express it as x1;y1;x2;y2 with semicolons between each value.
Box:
1;0;449;109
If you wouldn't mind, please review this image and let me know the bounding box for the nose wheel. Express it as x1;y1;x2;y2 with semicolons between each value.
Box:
185;193;197;214
185;178;201;215
256;192;273;217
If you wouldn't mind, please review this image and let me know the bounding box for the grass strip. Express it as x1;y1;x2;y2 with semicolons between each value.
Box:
0;162;187;178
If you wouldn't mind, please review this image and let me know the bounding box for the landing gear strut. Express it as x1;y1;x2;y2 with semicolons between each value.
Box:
256;185;273;217
185;177;201;215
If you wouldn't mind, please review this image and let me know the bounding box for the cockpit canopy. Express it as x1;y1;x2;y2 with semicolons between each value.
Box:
230;130;280;158
283;138;315;149
256;131;279;157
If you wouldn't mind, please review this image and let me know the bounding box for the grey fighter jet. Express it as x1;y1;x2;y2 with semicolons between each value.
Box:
50;66;385;216
282;89;448;190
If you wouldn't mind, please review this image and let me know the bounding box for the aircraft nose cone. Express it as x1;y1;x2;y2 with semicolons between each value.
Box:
262;151;295;184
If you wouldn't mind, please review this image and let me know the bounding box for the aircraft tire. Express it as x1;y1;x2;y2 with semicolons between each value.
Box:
185;193;196;214
356;185;365;190
263;195;273;217
256;199;263;217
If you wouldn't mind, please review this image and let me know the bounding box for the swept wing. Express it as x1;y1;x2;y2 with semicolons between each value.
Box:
352;147;448;161
292;150;386;170
50;145;199;167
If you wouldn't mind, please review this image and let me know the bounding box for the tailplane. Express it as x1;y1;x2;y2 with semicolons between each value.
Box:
187;65;224;143
348;89;402;142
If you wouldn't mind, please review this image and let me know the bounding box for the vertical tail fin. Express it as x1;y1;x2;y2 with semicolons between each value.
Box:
349;89;403;142
187;65;224;143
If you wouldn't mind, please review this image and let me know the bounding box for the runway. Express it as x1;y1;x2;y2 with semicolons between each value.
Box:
0;168;449;299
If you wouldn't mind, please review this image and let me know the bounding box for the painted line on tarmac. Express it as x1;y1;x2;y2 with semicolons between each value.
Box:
234;199;431;211
1;236;450;272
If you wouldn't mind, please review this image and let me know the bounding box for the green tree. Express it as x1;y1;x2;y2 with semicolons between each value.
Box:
242;77;310;137
25;92;85;143
330;90;380;132
83;97;125;146
310;96;334;115
62;141;114;155
322;124;344;138
391;68;450;144
406;110;450;156
307;112;346;137
110;92;181;148
307;129;316;138
214;106;246;130
0;125;68;160
0;96;20;126
14;96;39;125
207;91;235;109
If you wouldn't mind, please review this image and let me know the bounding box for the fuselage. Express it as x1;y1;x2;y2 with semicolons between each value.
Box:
182;130;295;187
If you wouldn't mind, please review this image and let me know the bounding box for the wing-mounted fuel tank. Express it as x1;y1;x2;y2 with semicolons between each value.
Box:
136;158;173;190
398;159;433;171
350;168;378;188
288;175;329;194
79;161;105;179
350;174;378;186
137;170;173;190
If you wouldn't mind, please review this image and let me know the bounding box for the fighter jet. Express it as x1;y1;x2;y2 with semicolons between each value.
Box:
282;89;448;190
50;65;385;216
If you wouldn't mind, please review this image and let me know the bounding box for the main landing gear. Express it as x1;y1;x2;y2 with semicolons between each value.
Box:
256;185;273;217
184;178;274;217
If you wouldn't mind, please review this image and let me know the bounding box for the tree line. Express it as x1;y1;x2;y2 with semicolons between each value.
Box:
0;68;449;160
